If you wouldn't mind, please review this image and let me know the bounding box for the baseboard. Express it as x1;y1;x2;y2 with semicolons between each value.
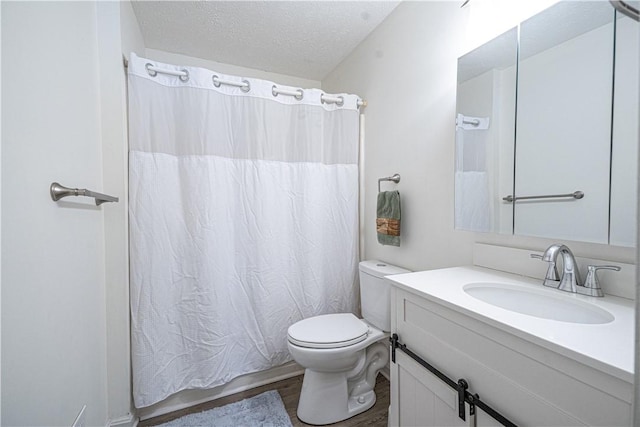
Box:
107;413;137;427
137;362;304;421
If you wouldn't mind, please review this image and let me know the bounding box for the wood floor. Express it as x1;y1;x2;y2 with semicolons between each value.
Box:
140;374;390;426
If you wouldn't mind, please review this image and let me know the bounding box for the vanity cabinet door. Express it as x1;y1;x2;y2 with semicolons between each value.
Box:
390;288;631;426
474;408;506;427
390;351;471;427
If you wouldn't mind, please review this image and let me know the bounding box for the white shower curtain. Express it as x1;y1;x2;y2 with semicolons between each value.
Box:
127;54;360;408
454;114;491;231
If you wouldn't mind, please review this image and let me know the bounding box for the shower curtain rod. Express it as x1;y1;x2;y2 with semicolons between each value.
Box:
123;57;367;107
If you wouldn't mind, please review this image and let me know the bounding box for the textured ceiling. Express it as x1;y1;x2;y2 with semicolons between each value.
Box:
131;1;401;81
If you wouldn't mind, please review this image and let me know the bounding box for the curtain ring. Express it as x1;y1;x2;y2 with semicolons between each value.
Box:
179;69;189;82
295;89;304;101
320;95;343;106
241;80;251;93
145;63;157;77
272;85;278;97
212;75;221;88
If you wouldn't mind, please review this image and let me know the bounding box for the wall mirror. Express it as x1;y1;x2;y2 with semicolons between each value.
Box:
455;1;638;247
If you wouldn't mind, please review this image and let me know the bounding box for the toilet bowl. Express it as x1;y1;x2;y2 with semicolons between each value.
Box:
287;261;410;425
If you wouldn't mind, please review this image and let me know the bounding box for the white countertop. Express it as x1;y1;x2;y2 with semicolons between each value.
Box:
387;266;634;383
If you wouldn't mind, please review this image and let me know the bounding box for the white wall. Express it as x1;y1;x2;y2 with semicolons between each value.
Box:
1;2;109;425
121;1;146;64
98;2;142;425
323;2;476;271
323;1;635;273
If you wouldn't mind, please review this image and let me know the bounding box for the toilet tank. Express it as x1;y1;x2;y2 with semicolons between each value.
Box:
359;260;411;331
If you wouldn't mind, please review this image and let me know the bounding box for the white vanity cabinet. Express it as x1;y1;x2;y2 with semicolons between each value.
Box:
387;268;633;427
391;349;473;427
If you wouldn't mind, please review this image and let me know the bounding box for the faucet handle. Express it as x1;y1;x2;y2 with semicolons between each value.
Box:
579;265;621;297
530;253;560;287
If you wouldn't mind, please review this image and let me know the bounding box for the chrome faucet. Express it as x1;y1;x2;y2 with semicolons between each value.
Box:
532;244;619;297
531;244;579;289
545;244;581;293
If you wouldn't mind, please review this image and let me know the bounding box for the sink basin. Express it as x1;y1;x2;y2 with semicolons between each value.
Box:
463;282;614;324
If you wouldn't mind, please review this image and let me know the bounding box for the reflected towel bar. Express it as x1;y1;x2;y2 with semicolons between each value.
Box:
378;174;401;192
456;114;483;127
502;190;584;203
50;182;119;206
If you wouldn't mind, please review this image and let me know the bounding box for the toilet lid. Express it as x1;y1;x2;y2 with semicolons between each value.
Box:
287;313;369;349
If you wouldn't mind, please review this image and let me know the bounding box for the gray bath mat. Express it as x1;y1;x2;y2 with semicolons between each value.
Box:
157;390;293;427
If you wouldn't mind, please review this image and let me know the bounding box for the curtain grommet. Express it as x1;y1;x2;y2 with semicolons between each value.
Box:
145;63;157;77
321;94;344;106
212;75;221;88
179;69;189;82
273;86;304;100
241;80;251;93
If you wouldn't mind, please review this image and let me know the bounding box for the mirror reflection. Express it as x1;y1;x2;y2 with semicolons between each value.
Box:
514;1;614;244
455;28;517;233
610;11;639;246
455;1;638;247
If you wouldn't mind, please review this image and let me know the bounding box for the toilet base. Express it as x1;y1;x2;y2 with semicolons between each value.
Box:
296;369;377;425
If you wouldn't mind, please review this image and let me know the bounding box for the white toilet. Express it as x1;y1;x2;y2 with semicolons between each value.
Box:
287;260;410;425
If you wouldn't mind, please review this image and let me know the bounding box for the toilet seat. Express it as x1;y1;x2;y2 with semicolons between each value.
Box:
287;313;369;349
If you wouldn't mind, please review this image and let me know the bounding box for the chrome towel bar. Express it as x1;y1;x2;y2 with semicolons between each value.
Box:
502;190;584;203
378;174;401;192
50;182;119;206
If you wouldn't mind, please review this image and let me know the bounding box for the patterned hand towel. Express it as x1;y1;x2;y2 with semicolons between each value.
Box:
377;190;401;246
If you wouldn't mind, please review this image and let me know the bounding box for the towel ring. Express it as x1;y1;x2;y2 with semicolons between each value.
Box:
378;174;401;192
